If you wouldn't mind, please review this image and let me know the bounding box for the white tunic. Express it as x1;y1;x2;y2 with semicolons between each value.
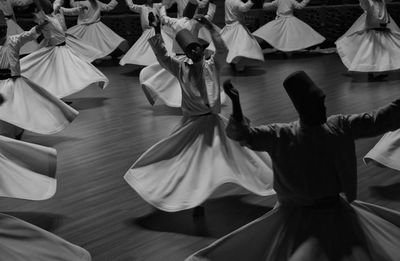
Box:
225;0;253;24
0;27;78;135
124;32;274;211
252;0;325;51
70;0;118;25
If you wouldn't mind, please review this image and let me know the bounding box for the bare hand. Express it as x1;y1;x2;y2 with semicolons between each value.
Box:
223;80;240;101
148;13;161;33
36;20;49;33
194;14;213;30
54;5;61;13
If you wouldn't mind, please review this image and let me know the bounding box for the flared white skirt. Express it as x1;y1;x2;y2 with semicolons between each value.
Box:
0;77;78;134
120;27;174;66
139;55;187;107
124;114;275;212
39;34;104;63
253;15;325;52
67;21;128;58
21;45;109;98
364;129;400;171
219;21;264;64
336;14;400;72
6;19;40;55
120;28;157;66
186;199;400;261
0;213;91;261
0;135;57;200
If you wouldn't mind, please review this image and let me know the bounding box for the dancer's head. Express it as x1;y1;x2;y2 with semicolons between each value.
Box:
0;11;7;40
283;71;326;126
175;29;204;63
38;0;54;14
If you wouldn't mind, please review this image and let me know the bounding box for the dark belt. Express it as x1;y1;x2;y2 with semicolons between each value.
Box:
4;15;12;19
304;196;340;209
0;69;19;80
56;42;66;46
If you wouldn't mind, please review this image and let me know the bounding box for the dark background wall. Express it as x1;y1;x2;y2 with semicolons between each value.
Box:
14;0;400;47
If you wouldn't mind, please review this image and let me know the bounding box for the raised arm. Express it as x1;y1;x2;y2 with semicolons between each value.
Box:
12;25;42;52
359;0;370;11
10;0;33;7
291;0;310;9
262;0;278;10
224;80;278;152
99;0;118;12
162;0;176;9
236;0;254;12
148;16;182;77
196;15;227;70
69;0;79;8
60;6;86;16
53;0;63;12
204;1;216;21
339;99;400;139
125;0;142;13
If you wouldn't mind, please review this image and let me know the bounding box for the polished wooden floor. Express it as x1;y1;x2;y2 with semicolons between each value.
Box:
2;52;400;261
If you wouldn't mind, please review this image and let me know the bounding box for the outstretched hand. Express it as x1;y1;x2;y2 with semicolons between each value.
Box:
194;14;213;30
35;20;49;33
223;80;240;102
148;12;161;33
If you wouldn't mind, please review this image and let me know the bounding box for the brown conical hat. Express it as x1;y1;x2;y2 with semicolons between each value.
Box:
175;28;201;52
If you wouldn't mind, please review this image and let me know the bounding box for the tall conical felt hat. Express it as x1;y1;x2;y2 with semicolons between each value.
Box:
182;1;197;19
38;0;53;13
175;28;201;52
283;71;325;115
0;10;6;27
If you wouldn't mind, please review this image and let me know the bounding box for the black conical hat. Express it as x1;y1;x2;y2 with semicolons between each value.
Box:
283;71;325;114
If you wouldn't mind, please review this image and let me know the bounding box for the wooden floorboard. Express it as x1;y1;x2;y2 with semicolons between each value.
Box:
2;53;400;261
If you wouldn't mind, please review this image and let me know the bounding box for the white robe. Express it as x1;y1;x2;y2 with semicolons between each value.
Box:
20;11;109;98
0;26;78;136
124;33;274;211
335;0;400;72
252;0;325;52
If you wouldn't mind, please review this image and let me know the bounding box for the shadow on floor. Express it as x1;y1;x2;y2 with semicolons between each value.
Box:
121;67;144;77
2;212;65;231
64;97;109;111
370;182;400;200
130;195;272;238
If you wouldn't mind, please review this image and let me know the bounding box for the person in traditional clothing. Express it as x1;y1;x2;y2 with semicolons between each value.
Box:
0;107;91;260
252;0;325;54
0;10;78;139
67;0;129;60
221;0;264;72
162;0;208;18
140;0;222;108
119;0;169;66
336;0;400;81
48;0;104;62
0;0;40;54
19;0;109;99
124;16;274;213
186;71;400;261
